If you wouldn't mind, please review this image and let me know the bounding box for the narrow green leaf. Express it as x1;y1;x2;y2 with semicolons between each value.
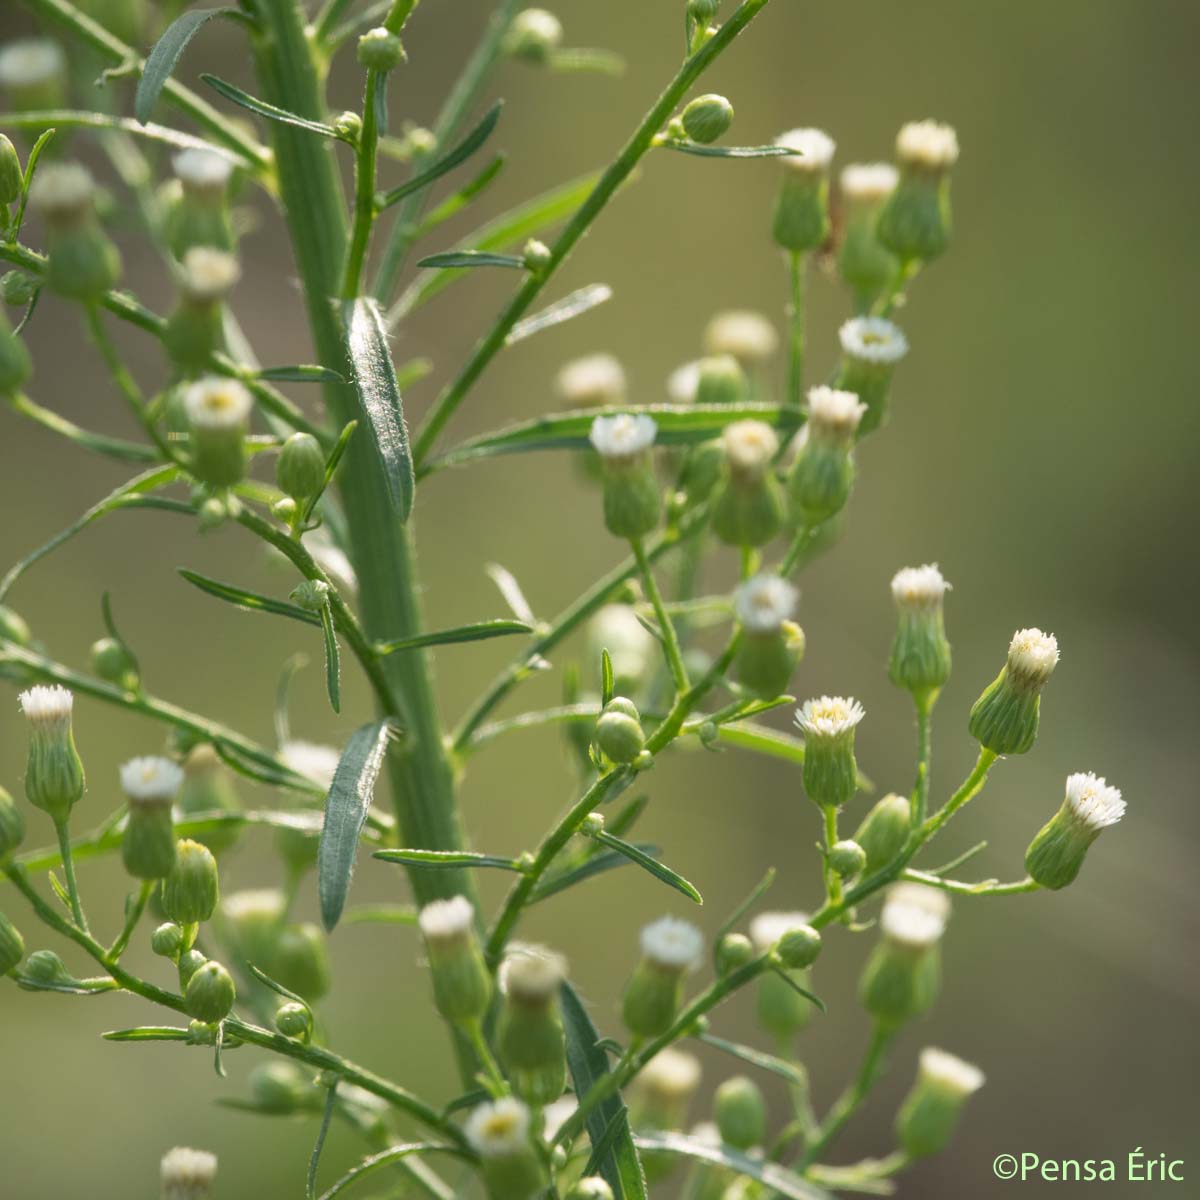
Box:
13;126;58;236
529;843;659;904
318;722;394;931
1;110;246;163
178;568;321;626
136;8;235;124
319;604;341;714
485;563;537;625
342;903;417;926
377;100;503;210
374;849;523;871
300;420;358;524
715;866;776;948
246;962;308;1007
342;298;414;524
8;391;156;463
315;1144;465;1200
601;648;614;707
591;829;702;904
768;964;826;1014
632;1132;832;1200
375;619;532;654
257;364;345;383
308;1081;339;1200
415;250;525;270
202;73;346;141
561;982;648;1200
548;47;626;75
103;1026;192;1042
507;283;613;346
697;1032;809;1088
659;141;800;159
394;358;434;391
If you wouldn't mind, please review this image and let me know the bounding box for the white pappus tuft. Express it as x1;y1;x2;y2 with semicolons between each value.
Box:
173;147;234;191
640;915;704;971
160;1147;218;1199
499;943;568;1000
805;386;867;437
556;353;626;407
840;162;899;201
896;120;960;170
1063;772;1125;831
27;162;95;218
179;247;241;303
1006;627;1059;685
795;695;865;741
589;413;657;460
917;1047;986;1096
465;1096;532;1157
735;574;798;634
774;127;836;173
119;756;184;805
418;894;475;943
880;882;950;947
839;316;909;365
722;419;779;475
18;684;74;728
891;563;951;610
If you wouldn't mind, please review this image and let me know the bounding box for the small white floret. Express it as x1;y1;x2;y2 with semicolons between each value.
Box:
805;386;867;437
636;1047;702;1098
556;353;626;407
795;696;865;741
120;756;184;805
891;564;950;610
465;1096;532;1158
182;377;253;430
748;910;811;955
173;147;234;191
180;247;241;302
1063;772;1125;831
839;316;909;365
0;38;65;90
881;882;950;947
722;420;778;476
1006;628;1059;685
28;162;95;218
500;943;568;1000
589;413;657;460
418;894;475;943
735;574;798;634
160;1147;218;1199
918;1047;985;1097
775;127;836;173
704;310;779;363
279;740;341;790
666;360;702;403
640;915;703;971
18;684;74;728
840;162;899;202
896;120;959;170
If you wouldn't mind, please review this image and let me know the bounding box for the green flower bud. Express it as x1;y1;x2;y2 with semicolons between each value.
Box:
622;916;703;1039
787;387;865;526
522;237;552;272
834;316;909;437
776;923;822;970
151;922;184;958
178;948;207;988
160;1146;218;1200
250;1061;320;1114
749;912;815;1038
715;932;754;976
166;148;235;258
681;94;733;144
0;308;32;398
276;432;326;502
0;911;26;974
711;421;786;548
90;636;139;691
196;494;230;530
853;793;912;875
877;121;959;264
183;376;253;489
357;26;407;70
164;248;240;370
968;628;1059;755
0;785;26;861
332;110;362;142
714;1075;766;1150
895;1047;984;1158
185;959;236;1023
0;39;67;114
733;575;804;698
888;564;952;701
565;1178;614;1200
2;270;37;308
1025;772;1124;890
828;839;866;880
627;1049;701;1183
29;163;121;300
177;744;242;855
590;414;661;539
274;1000;313;1041
595;696;645;764
505;8;563;64
161;838;219;925
498;945;568;1105
0;604;32;646
418;896;492;1024
273;923;332;1002
466;1097;548;1200
860;884;949;1026
772;128;835;252
19;685;85;824
795;695;864;810
24;948;71;985
694;354;747;406
837;163;901;309
119;757;182;880
220;889;286;970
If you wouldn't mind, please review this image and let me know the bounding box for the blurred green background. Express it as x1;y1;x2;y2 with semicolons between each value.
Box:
2;1;1198;1196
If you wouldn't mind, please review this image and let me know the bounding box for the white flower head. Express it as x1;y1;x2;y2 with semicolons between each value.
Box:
881;882;950;948
512;7;563;48
179;247;241;303
119;756;184;805
499;943;568;1000
18;684;74;730
917;1047;985;1097
722;419;779;477
666;360;703;404
173;147;234;192
556;353;626;407
183;376;253;430
1063;772;1125;831
805;386;867;438
221;888;286;924
465;1096;532;1158
589;413;657;461
896;120;959;170
418;894;475;944
160;1147;218;1200
28;162;96;219
795;696;865;742
640;915;703;971
0;37;65;90
1006;627;1059;687
749;910;811;955
775;127;836;173
704;310;779;364
735;574;798;634
839;316;909;366
891;564;951;611
636;1047;702;1098
279;740;341;790
840;162;899;202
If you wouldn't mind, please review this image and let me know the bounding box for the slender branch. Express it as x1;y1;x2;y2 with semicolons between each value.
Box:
900;869;1039;898
785;249;806;409
106;878;153;962
911;693;933;826
631;536;689;694
54;819;89;931
341;67;384;297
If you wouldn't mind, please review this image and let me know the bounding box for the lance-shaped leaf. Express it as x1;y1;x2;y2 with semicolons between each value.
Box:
416;250;525;270
375;619;532;654
202;74;347;141
697;1032;809;1088
318;721;395;931
561;982;648;1200
658;141;801;159
507;283;613;346
529;843;660;904
374;849;524;872
588;829;702;904
135;8;236;123
0;110;246;162
257;364;345;383
178;568;321;626
342;297;414;523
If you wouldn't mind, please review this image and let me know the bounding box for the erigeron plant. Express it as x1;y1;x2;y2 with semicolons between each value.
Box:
0;1;1126;1196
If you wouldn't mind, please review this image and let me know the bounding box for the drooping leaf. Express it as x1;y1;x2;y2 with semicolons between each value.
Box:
767;963;826;1014
529;843;660;904
485;563;537;625
697;1032;809;1088
600;648;614;707
136;8;235;124
246;962;308;1007
257;364;345;383
374;849;524;871
342;298;414;524
590;829;702;904
375;619;532;654
318;721;394;931
202;73;347;141
507;283;613;346
178;568;321;626
659;141;800;159
415;250;525;270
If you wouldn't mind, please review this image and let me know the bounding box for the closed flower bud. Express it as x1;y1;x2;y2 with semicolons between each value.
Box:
162;838;219;925
418;895;492;1024
274;999;313;1041
177;948;207;988
968;627;1059;755
0;38;67;113
0;307;32;398
505;8;563;64
628;1048;701;1182
160;1146;218;1200
877;120;959;264
565;1178;614;1200
795;696;864;810
90;636;139;691
250;1061;320;1114
837;163;900;308
828;838;866;879
589;414;661;539
714;1075;766;1150
556;352;626;408
715;931;755;975
164;248;240;369
853;793;912;874
273;922;332;1002
749;911;814;1038
772;128;835;253
185;959;236;1023
465;1097;547;1200
776;923;822;970
895;1047;984;1158
596;696;646;764
24;947;71;985
0;910;25;974
29;163;122;300
682;94;733;144
277;432;327;502
220;888;286;970
835;317;909;437
733;574;803;697
291;580;331;613
1025;772;1125;890
2;270;37;308
622;916;703;1038
183;376;253;489
694;354;747;406
860;883;949;1026
703;310;779;368
711;421;786;548
19;685;85;824
167;149;235;258
0;784;26;861
120;756;182;880
357;26;406;70
498;944;568;1104
0;603;32;645
522;237;552;272
177;744;242;854
889;563;952;701
151;922;184;958
787;387;865;526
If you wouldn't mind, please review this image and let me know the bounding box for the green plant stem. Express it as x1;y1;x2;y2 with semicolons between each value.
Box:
900;869;1039;898
106;878;154;962
911;693;933;826
312;0;358;45
632;536;689;694
777;522;820;577
785;250;806;409
871;258;920;319
821;803;843;908
9;391;157;464
341;68;384;298
411;0;778;464
463;1018;509;1096
54;819;88;931
918;747;996;840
